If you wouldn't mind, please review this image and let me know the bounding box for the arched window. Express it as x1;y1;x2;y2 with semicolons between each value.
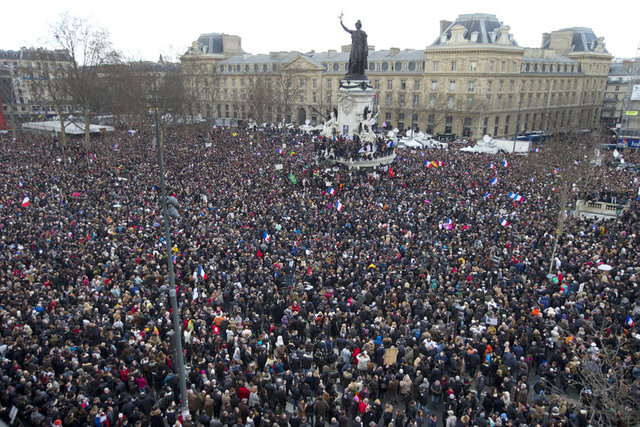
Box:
381;62;389;71
408;61;416;71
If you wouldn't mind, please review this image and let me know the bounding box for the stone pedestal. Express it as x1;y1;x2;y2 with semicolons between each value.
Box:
337;79;374;139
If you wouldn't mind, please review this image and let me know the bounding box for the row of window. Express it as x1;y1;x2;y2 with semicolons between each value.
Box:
215;76;600;95
216;59;525;74
219;63;281;73
522;62;582;74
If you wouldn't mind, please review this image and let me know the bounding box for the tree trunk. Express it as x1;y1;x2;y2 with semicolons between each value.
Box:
83;106;91;152
548;180;569;275
56;106;67;148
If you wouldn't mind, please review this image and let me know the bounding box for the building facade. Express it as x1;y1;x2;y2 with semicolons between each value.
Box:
0;48;77;121
181;14;612;139
601;58;640;144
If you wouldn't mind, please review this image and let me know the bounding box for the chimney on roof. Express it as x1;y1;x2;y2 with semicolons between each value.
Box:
440;20;452;34
389;47;400;56
542;33;550;48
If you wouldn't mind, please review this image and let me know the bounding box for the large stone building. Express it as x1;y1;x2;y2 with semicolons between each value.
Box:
181;14;612;139
601;58;640;145
0;48;76;121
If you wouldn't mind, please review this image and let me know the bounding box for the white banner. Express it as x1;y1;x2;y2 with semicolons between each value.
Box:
632;84;640;101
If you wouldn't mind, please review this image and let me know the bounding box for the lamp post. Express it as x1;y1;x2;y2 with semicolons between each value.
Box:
512;84;525;153
153;80;189;417
8;67;17;141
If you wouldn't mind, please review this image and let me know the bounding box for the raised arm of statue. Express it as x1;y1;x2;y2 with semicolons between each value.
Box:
340;20;353;35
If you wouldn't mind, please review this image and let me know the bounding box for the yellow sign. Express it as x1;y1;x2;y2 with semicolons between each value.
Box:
625;111;639;116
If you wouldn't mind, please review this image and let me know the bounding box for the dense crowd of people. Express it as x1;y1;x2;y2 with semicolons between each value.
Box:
0;125;639;427
314;135;393;162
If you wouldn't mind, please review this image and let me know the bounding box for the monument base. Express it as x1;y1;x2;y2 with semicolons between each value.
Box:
336;79;374;139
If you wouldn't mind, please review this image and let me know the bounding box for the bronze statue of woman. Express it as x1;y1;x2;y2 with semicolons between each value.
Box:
340;19;368;80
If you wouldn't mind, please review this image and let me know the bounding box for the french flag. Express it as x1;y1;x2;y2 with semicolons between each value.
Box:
490;176;498;185
441;218;453;230
627;315;634;327
508;192;516;199
502;159;509;168
198;265;208;281
489;163;495;170
18;179;23;188
530;177;535;182
21;196;30;207
515;195;524;202
335;200;344;211
263;231;270;242
534;148;541;153
328;187;335;195
500;219;509;227
484;192;491;198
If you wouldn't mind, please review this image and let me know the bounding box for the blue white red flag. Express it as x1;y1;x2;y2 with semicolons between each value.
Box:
198;265;208;280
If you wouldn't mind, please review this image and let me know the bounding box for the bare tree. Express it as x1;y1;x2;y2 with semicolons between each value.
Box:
246;76;275;126
465;96;491;139
424;93;455;135
390;92;410;131
202;64;223;126
275;68;304;143
103;61;150;126
548;328;640;426
536;130;601;275
22;49;73;147
50;12;120;149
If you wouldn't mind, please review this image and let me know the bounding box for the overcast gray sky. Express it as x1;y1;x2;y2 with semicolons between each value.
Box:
3;0;639;61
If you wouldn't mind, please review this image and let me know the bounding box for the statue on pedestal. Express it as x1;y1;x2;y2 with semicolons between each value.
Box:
340;18;368;80
321;109;339;140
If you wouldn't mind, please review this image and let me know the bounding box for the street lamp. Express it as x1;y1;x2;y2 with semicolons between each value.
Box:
512;84;525;153
153;81;189;418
